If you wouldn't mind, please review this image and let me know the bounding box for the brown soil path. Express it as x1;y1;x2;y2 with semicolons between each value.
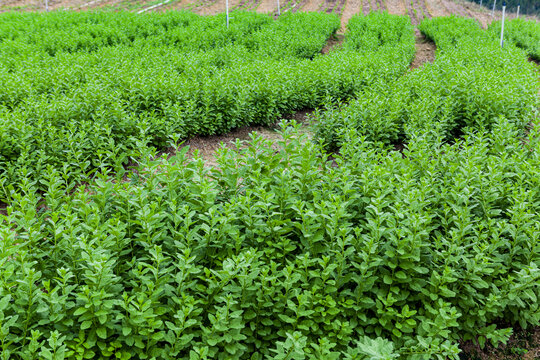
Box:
256;0;279;13
333;0;346;14
177;111;313;168
158;0;198;12
290;0;310;12
361;0;369;14
299;0;323;12
410;32;436;68
385;0;406;15
340;0;362;30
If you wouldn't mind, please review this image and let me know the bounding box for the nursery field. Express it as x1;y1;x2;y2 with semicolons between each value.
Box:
0;0;523;30
0;7;540;360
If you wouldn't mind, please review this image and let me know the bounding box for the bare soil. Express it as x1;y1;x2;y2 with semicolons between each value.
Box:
290;0;310;12
299;0;323;12
340;0;362;30
361;0;370;14
321;33;344;53
385;0;406;15
461;327;540;360
254;0;272;12
410;33;436;68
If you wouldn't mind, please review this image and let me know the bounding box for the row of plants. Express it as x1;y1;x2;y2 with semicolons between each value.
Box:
488;18;540;61
315;16;538;149
0;11;414;200
307;15;539;357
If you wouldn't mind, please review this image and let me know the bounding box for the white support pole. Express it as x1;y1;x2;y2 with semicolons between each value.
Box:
480;0;482;6
45;0;49;11
516;4;520;18
500;1;506;47
491;0;496;16
277;0;280;15
226;0;229;28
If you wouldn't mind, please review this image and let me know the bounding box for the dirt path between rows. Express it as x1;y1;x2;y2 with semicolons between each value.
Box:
319;0;344;14
361;0;369;14
385;0;406;15
299;0;323;12
340;0;361;30
176;111;314;167
410;32;436;68
255;0;276;12
160;0;200;12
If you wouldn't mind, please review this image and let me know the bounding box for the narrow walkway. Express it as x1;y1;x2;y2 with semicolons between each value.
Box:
410;32;436;69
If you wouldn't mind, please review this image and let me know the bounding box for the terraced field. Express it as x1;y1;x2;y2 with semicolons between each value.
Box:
0;0;521;28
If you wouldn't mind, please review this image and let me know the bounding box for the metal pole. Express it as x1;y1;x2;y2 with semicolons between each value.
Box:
277;0;280;15
480;0;482;6
226;0;229;28
516;4;520;18
491;0;496;16
45;0;49;11
500;1;506;47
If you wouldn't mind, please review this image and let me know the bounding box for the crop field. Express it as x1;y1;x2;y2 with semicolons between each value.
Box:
0;2;540;360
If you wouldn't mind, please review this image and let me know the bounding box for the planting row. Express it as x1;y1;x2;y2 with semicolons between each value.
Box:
316;16;538;149
0;11;414;199
488;18;540;61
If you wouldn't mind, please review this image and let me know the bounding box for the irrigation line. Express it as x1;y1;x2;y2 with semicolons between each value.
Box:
137;0;172;13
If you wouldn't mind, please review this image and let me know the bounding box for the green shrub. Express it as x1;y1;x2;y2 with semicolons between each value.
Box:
488;18;540;60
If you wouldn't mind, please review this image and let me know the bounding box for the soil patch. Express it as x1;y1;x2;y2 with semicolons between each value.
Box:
290;0;310;12
255;0;277;12
332;0;345;14
406;0;419;26
361;0;370;14
321;33;344;53
385;0;407;15
340;0;361;30
460;326;540;360
410;32;436;69
299;0;323;12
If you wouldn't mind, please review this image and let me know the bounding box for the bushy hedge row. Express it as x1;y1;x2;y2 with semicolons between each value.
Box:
315;16;538;149
488;18;540;61
0;11;414;200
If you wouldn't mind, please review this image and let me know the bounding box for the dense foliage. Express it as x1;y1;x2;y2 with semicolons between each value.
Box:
316;16;537;148
488;18;540;60
0;11;423;359
0;11;415;199
311;14;540;357
1;12;539;360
